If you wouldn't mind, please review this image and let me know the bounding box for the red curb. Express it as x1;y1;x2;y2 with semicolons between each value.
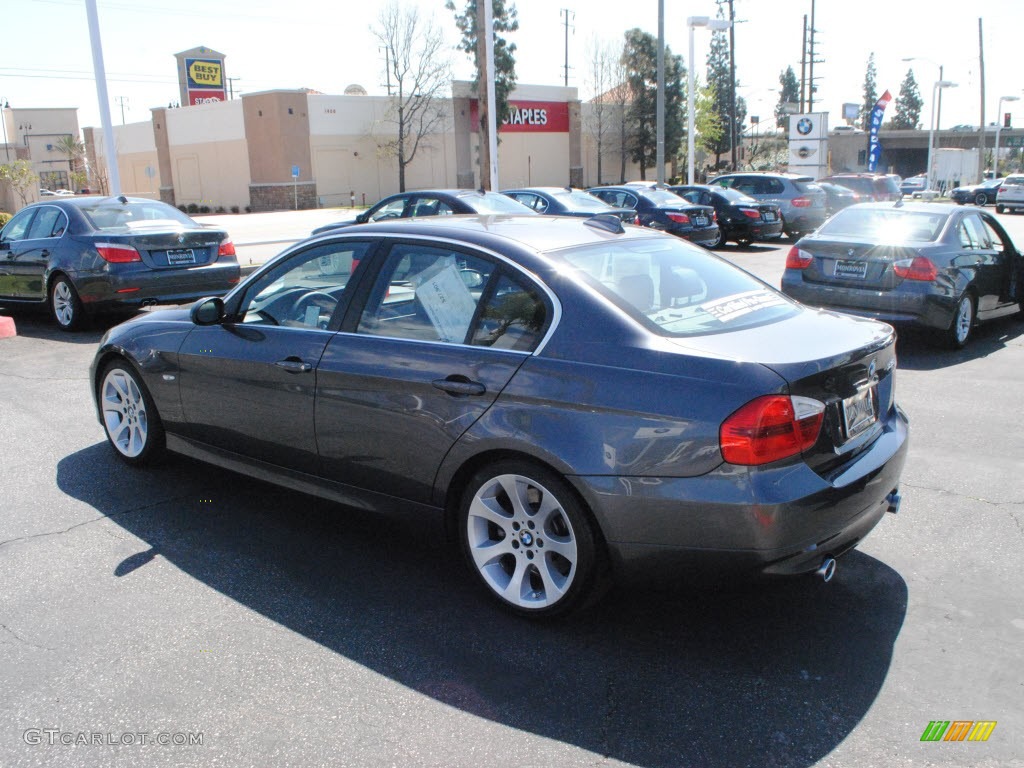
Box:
0;315;16;339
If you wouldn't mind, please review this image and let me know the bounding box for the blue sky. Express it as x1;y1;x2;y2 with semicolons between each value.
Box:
5;0;1021;134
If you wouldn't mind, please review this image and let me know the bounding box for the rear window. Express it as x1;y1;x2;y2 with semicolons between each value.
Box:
1003;176;1024;187
459;192;536;214
554;190;613;211
817;208;946;242
794;180;824;194
638;189;688;206
80;201;197;231
554;237;797;336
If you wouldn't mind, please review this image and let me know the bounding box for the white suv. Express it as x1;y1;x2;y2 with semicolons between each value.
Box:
995;174;1024;213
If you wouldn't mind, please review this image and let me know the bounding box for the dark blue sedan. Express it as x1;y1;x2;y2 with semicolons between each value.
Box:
0;196;239;330
587;185;720;247
501;187;634;221
91;215;908;617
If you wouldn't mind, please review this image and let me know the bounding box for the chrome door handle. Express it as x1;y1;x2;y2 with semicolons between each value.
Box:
275;358;313;373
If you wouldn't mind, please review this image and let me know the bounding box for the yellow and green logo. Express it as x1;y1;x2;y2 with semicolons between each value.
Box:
921;721;997;742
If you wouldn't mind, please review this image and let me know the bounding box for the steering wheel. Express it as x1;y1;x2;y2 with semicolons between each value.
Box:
289;291;338;328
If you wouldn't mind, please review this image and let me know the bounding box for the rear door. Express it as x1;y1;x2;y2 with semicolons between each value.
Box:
315;240;552;504
8;205;67;299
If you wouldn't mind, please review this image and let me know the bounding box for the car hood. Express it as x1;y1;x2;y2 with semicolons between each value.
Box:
665;305;895;382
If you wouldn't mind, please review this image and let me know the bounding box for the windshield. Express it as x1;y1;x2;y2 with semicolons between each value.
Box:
554;237;797;336
817;208;946;241
80;201;197;231
461;193;537;214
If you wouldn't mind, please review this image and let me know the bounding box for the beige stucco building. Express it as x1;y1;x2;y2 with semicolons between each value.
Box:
81;81;643;213
0;106;81;211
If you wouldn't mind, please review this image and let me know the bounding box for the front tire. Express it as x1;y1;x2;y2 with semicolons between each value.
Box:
943;294;975;349
459;460;600;618
98;360;166;465
50;275;85;331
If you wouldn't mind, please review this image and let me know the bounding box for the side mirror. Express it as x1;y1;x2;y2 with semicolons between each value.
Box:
355;212;369;224
190;296;225;325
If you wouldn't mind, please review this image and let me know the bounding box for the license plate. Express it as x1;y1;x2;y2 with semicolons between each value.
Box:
842;385;878;438
834;259;867;279
693;216;707;226
166;248;196;265
763;211;776;221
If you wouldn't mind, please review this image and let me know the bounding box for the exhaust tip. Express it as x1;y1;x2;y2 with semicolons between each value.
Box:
816;557;836;583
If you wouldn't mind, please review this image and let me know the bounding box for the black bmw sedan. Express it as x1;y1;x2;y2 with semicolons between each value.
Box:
311;189;535;235
782;202;1023;348
587;185;720;247
0;196;239;330
91;215;908;617
669;184;783;247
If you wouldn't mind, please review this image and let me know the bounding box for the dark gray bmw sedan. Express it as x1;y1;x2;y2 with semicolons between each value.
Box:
91;214;908;617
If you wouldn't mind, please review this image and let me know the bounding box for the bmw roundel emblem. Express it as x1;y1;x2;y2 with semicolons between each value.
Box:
178;234;186;244
848;248;855;257
797;117;813;135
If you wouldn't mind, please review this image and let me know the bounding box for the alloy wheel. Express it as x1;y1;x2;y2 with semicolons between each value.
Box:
101;367;150;458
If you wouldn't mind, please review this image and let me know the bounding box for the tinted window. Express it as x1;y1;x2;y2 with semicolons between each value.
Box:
357;244;496;344
961;215;992;249
369;198;408;221
472;272;548;351
27;207;66;239
1;209;36;242
980;217;1008;254
555;237;797;336
459;192;535;214
554;190;610;211
410;197;454;217
638;189;687;205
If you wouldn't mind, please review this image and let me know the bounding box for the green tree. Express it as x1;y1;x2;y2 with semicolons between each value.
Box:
0;160;39;207
859;52;878;131
776;66;800;128
621;27;685;179
53;134;86;192
704;7;745;167
890;68;923;130
374;2;451;192
695;81;723;156
445;0;519;125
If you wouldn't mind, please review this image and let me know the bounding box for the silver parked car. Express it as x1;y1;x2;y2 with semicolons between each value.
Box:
707;172;827;240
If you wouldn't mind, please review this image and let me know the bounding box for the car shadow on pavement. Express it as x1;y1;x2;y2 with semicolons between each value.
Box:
895;316;1024;371
0;309;125;344
57;443;908;768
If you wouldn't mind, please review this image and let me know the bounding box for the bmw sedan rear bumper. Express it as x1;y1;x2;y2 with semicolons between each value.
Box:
781;277;955;331
570;405;909;581
73;261;241;311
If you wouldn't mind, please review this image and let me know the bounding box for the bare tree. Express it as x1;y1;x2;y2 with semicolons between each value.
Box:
584;39;617;186
608;56;631;184
374;2;451;192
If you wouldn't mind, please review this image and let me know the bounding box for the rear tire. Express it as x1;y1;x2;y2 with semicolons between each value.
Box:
706;228;724;248
996;204;1005;214
975;193;988;206
943;294;975;349
49;275;86;331
459;460;601;618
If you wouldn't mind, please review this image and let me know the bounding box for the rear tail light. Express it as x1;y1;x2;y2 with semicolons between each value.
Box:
893;256;938;281
720;395;826;465
785;246;813;269
634;214;642;226
96;243;141;263
741;208;761;219
218;237;237;258
792;197;812;208
711;210;718;222
666;212;691;224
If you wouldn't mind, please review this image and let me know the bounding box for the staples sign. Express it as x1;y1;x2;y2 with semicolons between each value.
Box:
470;100;570;133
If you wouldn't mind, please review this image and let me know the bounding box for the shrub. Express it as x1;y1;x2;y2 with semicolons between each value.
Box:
244;205;252;213
0;212;12;228
186;203;199;214
215;206;226;213
199;205;211;214
230;205;240;214
177;204;188;213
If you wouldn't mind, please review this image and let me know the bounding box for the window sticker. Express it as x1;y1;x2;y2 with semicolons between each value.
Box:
414;263;478;343
699;290;787;323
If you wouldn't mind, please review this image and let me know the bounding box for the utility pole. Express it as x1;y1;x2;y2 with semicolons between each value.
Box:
561;9;574;87
808;0;816;111
978;18;986;179
379;46;393;96
656;0;664;184
728;0;737;170
226;77;241;100
114;95;128;125
800;15;807;113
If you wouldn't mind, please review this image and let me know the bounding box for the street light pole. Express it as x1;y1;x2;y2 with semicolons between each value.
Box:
927;80;958;193
994;95;1020;177
686;16;732;185
0;100;9;161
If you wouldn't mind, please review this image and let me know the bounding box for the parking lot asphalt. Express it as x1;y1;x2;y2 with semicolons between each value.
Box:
1;210;1023;767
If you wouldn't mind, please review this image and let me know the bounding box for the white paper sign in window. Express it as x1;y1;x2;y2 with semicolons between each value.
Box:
415;263;478;343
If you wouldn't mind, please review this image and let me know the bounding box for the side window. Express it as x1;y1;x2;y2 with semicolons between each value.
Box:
531;196;549;213
764;179;785;195
27;207;66;239
980;217;1008;254
714;177;737;189
962;215;992;249
957;222;977;249
1;209;36;242
679;190;701;204
368;199;408;222
357;244;496;344
622;193;639;209
238;241;371;329
472;272;548;351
